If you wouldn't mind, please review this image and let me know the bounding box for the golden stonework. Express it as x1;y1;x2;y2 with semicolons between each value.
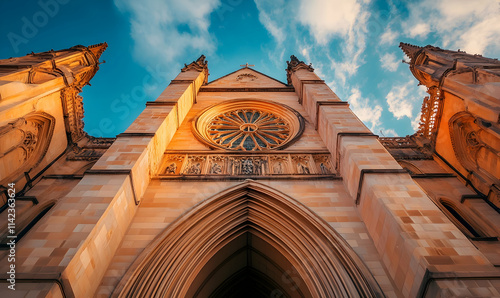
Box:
193;99;305;151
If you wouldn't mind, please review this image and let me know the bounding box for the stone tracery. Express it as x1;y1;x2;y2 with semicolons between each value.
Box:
193;99;305;151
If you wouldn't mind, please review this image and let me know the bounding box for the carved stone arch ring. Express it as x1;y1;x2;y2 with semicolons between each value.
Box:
193;99;305;151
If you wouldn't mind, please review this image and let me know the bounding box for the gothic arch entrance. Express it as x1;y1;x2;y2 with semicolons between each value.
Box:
114;181;383;297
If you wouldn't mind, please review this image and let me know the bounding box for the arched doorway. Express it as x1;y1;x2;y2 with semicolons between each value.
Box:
114;181;383;297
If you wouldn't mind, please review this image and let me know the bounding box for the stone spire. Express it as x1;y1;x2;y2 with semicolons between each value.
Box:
286;55;314;85
181;54;209;84
87;42;108;61
399;42;422;62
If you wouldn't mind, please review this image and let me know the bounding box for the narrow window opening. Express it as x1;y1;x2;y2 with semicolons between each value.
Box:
441;202;481;238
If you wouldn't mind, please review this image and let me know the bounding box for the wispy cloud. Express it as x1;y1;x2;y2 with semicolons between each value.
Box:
404;0;500;54
254;0;371;88
386;81;426;120
254;0;286;45
348;87;383;131
380;28;398;45
114;0;220;76
408;23;430;39
298;0;370;87
380;52;399;72
297;0;362;45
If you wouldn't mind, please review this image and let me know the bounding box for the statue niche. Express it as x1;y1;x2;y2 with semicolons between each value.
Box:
0;112;55;186
449;112;500;195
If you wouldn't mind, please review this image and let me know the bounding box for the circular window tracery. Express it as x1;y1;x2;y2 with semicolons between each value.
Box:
193;100;304;151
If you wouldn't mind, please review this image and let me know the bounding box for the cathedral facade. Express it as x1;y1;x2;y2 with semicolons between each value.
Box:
0;43;499;297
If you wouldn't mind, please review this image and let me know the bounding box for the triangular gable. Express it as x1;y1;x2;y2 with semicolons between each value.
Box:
206;68;287;88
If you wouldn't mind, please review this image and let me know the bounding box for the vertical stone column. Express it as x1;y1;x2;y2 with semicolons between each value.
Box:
4;56;208;297
288;56;495;297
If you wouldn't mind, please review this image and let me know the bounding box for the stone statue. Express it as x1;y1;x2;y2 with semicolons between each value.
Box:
297;161;310;174
210;162;222;174
187;162;201;174
242;159;254;175
165;162;177;174
319;162;330;174
273;161;283;174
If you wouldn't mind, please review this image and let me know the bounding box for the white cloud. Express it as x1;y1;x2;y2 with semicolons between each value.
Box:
411;112;421;131
114;0;220;74
380;53;399;72
254;0;371;87
300;46;311;62
348;88;383;131
404;0;500;55
298;0;361;44
380;28;398;45
254;0;286;45
386;81;427;120
381;129;398;137
408;23;430;38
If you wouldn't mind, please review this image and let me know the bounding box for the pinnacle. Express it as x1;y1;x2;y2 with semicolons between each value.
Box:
399;42;422;60
87;42;108;61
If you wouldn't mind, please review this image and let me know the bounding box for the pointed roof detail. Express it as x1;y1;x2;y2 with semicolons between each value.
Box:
182;55;208;72
205;67;287;88
87;42;108;61
286;55;314;85
399;42;422;61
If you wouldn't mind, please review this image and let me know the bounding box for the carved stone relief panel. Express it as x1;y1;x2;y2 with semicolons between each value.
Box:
313;155;334;175
208;155;225;175
449;112;500;207
236;73;258;82
291;155;313;175
228;156;268;175
163;155;185;175
269;155;289;175
0;112;55;186
182;156;207;175
161;153;334;178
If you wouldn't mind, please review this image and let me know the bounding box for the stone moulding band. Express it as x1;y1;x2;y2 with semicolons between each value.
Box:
298;79;325;104
117;132;156;137
84;169;140;205
199;87;295;92
315;101;349;130
335;132;378;172
145;101;177;106
159;152;336;177
355;169;408;205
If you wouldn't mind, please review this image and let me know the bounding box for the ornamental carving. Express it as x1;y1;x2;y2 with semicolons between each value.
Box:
313;155;333;175
291;155;312;174
236;73;257;81
182;156;206;175
0;112;55;186
61;87;85;142
160;153;334;177
449;112;500;207
66;137;115;161
286;55;314;85
181;55;208;84
192;99;305;151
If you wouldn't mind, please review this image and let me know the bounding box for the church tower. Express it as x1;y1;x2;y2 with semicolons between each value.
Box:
1;45;500;297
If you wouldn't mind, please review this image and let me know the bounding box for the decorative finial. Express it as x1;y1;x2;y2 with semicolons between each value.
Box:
240;63;255;68
399;42;422;62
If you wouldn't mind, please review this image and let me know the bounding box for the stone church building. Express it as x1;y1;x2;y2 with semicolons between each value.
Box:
0;42;499;297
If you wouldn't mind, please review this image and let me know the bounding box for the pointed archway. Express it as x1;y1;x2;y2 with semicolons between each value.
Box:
114;180;384;297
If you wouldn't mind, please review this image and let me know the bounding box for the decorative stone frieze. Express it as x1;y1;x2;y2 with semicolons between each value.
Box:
159;152;334;177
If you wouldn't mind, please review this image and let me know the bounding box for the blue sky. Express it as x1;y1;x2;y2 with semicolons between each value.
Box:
1;0;499;137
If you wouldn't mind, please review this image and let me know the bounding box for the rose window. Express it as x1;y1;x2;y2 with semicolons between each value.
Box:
193;100;304;151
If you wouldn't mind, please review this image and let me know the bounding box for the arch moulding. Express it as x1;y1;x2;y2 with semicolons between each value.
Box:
113;180;384;297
